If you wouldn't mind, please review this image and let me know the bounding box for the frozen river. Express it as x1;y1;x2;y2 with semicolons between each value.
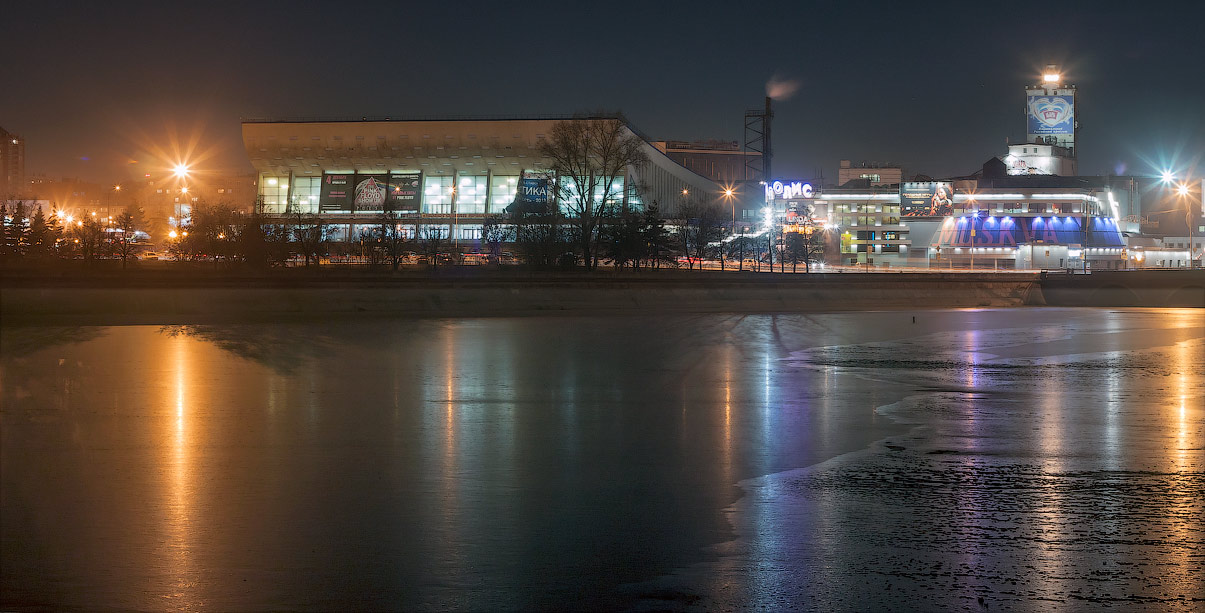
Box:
2;309;1202;611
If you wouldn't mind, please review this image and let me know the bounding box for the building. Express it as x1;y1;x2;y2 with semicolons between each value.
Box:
242;115;725;243
753;164;1128;270
1017;65;1077;176
838;160;902;187
651;140;760;183
1;127;25;198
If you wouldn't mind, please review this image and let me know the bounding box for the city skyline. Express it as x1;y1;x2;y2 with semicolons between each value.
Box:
4;1;1203;186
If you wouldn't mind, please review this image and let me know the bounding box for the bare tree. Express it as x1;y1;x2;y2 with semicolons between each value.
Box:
377;207;413;272
540;117;647;270
112;208;140;268
481;214;509;264
678;201;725;269
290;210;328;267
419;225;448;270
73;215;107;263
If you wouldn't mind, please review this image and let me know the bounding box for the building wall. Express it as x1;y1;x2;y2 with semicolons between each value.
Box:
838;160;902;187
1;127;25;198
243;118;722;229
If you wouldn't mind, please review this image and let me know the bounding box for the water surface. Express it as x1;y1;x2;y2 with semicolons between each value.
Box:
2;309;1201;611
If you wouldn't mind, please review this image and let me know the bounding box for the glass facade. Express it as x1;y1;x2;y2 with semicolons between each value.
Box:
456;175;487;215
490;175;519;212
557;177;625;214
291;176;320;213
259;174;288;211
424;176;453;215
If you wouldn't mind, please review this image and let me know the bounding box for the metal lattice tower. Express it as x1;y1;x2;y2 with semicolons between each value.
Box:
744;97;772;182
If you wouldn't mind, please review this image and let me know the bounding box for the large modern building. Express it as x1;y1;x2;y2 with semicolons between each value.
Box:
242;115;725;243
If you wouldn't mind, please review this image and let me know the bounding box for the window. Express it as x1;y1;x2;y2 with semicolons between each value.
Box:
423;176;454;214
490;175;519;212
290;176;320;212
456;175;487;215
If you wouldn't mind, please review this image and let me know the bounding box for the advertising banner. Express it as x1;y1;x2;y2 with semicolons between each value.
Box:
387;172;422;211
319;173;353;211
520;177;551;203
900;182;954;217
932;216;1124;247
352;174;388;212
1027;95;1074;135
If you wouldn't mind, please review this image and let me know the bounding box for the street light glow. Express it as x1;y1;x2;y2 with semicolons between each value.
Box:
1161;170;1175;183
181;186;189;194
174;164;190;178
169;230;178;239
1043;73;1060;83
1177;183;1189;196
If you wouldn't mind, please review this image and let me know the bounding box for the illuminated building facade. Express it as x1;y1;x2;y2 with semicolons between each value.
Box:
759;174;1128;270
242;116;723;243
1009;65;1077;176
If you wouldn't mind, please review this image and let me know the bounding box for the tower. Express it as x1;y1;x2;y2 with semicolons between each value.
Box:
1008;64;1078;176
744;97;772;182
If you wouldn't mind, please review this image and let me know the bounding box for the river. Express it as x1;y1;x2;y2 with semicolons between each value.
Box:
2;309;1201;611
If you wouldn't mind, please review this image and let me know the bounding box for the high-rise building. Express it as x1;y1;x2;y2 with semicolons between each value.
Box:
1;127;26;198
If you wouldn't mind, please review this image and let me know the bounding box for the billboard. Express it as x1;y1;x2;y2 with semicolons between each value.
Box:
900;182;954;217
319;173;353;211
1027;95;1074;135
520;177;551;203
387;172;422;211
352;174;388;212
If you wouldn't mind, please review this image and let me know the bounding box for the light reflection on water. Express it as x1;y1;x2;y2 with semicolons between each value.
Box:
1;308;1201;611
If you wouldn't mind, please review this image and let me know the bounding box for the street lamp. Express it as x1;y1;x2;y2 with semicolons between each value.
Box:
1175;180;1197;268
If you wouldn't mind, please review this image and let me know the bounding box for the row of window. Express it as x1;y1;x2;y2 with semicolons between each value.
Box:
258;173;626;215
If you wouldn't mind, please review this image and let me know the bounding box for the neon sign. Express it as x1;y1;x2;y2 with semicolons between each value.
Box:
765;180;814;201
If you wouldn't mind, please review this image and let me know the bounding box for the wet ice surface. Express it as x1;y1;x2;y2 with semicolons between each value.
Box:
639;309;1204;612
2;309;1202;611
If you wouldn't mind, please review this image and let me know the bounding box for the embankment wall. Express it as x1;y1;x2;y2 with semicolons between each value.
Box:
2;273;1042;325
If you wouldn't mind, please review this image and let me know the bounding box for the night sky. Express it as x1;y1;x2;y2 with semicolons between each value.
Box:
4;1;1203;186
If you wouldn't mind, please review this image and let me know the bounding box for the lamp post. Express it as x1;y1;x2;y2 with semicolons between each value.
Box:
1163;170;1198;269
722;187;735;271
1177;181;1196;268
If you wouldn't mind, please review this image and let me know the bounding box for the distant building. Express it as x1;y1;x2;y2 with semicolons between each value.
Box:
1011;64;1078;176
838;160;902;187
651;140;760;183
1;127;25;198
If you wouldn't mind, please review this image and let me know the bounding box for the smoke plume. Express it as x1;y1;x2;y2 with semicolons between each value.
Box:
766;76;801;100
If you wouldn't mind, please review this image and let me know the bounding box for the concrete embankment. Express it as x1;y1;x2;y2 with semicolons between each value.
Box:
2;270;1042;325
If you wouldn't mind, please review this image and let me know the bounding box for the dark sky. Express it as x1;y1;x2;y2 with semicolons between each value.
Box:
4;1;1203;186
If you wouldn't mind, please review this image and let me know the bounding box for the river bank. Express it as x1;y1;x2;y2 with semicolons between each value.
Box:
2;270;1042;324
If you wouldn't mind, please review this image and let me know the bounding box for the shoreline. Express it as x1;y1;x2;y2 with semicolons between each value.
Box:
2;273;1043;325
4;269;1199;325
